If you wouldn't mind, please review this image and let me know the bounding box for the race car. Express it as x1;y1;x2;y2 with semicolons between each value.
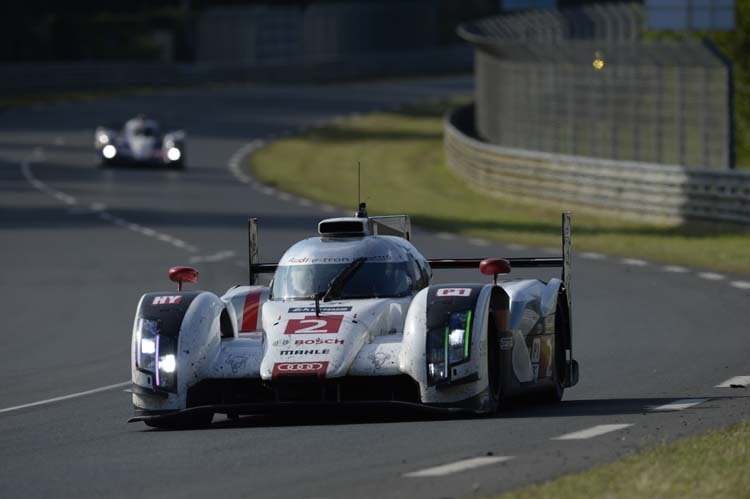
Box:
95;116;186;168
129;205;579;428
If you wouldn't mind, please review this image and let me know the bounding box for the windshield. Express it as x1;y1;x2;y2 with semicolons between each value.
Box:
271;261;414;301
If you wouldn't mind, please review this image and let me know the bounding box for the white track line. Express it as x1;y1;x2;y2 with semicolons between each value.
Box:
730;281;750;290
0;381;130;415
403;456;513;477
716;376;750;388
579;252;606;260
21;155;200;254
662;265;689;273
697;272;725;281
650;398;709;412
552;424;632;440
621;258;648;267
436;232;456;240
468;238;490;247
506;243;527;251
189;250;236;264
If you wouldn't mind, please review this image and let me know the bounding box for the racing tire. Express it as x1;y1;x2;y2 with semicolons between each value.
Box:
540;299;567;403
486;314;502;413
144;411;213;430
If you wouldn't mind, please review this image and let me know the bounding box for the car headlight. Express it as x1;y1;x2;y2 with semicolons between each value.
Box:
97;133;109;144
102;144;117;159
426;310;472;386
166;147;181;161
135;318;177;392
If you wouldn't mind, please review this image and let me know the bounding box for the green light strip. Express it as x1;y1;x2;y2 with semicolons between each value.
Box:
464;310;472;357
444;326;449;373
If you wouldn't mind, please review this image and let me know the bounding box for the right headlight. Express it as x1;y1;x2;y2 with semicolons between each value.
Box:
426;310;472;386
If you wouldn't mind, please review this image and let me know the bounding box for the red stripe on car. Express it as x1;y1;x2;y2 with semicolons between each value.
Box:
240;291;262;332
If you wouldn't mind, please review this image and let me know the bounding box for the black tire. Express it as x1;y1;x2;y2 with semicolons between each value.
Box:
541;299;567;403
486;314;502;413
144;411;213;430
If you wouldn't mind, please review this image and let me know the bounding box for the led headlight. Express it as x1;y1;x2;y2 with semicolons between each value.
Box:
134;318;177;392
97;133;109;144
135;318;158;371
102;144;117;159
155;335;177;391
166;147;181;161
426;310;472;386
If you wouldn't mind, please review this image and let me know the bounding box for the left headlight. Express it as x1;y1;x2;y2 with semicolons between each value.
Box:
426;310;472;386
135;318;177;392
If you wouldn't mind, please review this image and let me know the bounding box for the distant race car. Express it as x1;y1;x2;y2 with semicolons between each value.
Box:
95;116;186;168
129;204;579;429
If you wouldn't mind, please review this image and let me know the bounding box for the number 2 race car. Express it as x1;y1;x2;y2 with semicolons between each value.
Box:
95;115;186;169
129;205;579;428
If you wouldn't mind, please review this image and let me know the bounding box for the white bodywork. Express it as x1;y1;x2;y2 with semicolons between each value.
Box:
131;217;569;415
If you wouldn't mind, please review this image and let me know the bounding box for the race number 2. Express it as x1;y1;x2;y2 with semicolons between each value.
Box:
285;315;344;334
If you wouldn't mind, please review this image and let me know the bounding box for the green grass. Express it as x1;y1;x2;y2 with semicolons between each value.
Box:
493;421;750;499
249;100;750;275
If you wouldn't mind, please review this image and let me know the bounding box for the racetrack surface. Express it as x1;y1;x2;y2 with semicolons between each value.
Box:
1;76;748;499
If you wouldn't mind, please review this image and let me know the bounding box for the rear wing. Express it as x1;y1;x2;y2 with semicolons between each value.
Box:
428;212;572;295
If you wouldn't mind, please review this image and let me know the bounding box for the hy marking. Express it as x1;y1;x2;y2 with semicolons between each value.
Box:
403;456;514;477
552;424;633;440
0;381;130;415
650;398;709;412
716;376;750;388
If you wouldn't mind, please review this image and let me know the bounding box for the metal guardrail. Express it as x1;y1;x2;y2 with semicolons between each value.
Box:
445;105;750;225
458;3;733;170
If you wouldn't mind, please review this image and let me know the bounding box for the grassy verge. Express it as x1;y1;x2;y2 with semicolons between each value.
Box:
494;421;750;499
250;100;750;275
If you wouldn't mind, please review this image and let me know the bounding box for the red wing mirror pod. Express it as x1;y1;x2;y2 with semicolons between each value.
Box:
479;258;511;284
168;266;199;291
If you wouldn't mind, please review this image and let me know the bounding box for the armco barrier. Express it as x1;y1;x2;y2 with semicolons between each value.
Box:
445;105;750;225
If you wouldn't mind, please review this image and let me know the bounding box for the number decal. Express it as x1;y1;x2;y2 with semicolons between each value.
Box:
285;315;344;334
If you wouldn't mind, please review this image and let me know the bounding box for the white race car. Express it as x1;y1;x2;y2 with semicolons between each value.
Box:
129;205;579;428
95;116;185;168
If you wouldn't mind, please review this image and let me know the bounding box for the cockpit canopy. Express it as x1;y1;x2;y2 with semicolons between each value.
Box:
271;235;431;301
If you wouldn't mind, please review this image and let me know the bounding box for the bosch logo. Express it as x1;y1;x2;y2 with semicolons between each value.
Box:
278;362;324;372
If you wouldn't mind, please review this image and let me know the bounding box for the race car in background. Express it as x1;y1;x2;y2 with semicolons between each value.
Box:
95;116;186;168
129;204;579;429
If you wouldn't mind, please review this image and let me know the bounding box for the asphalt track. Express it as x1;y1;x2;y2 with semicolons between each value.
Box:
1;76;749;499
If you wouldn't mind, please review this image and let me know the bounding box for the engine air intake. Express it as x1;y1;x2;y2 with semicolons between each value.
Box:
318;218;370;237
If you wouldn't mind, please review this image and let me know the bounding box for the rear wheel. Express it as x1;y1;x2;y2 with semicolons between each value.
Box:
486;314;502;412
541;299;567;402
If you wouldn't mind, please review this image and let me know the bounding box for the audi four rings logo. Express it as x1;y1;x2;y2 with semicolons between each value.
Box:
272;361;329;378
278;362;324;371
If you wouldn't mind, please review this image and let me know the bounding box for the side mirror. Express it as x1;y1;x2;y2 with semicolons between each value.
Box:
168;266;199;291
479;258;511;284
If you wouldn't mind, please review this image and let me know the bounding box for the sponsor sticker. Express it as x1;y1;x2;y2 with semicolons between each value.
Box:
288;306;352;314
272;361;328;378
436;288;471;297
285;315;344;335
279;349;330;356
152;295;181;305
294;338;344;345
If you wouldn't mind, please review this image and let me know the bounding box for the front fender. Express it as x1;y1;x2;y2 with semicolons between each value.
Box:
131;291;223;413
